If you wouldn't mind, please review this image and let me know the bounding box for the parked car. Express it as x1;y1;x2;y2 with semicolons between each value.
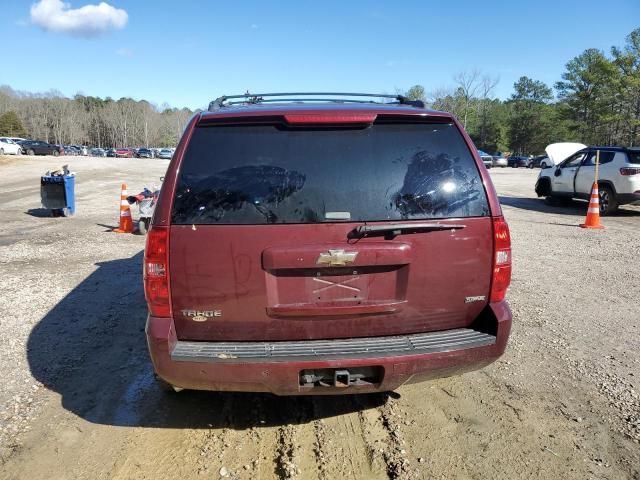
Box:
157;148;173;159
115;148;134;158
0;137;23;155
145;92;512;395
63;145;78;156
507;155;532;168
535;146;640;215
66;145;81;155
91;147;107;157
19;140;63;156
537;156;553;168
478;150;493;169
492;155;508;168
530;155;543;167
530;155;552;168
137;148;153;158
106;148;116;157
69;145;88;156
9;137;25;144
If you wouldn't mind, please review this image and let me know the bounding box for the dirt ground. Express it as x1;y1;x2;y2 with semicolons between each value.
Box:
0;155;638;480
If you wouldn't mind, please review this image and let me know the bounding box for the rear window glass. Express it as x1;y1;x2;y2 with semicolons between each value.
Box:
172;122;489;224
628;151;640;164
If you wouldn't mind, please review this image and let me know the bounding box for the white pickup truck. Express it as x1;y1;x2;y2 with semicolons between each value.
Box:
535;143;640;215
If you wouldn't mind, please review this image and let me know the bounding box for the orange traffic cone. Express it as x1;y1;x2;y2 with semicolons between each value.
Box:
580;182;605;229
113;183;133;233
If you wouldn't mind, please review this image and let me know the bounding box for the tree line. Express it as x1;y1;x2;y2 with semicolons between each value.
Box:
403;27;640;154
1;28;638;152
0;87;193;148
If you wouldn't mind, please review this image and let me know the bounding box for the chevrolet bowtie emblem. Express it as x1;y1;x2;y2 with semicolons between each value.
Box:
316;249;358;266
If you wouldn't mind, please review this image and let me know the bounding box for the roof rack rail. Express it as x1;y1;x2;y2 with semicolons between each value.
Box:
207;92;425;111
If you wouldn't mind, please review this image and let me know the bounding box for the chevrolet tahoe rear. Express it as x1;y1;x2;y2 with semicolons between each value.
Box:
145;93;512;395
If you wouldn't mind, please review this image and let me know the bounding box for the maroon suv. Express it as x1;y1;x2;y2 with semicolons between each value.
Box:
145;92;512;395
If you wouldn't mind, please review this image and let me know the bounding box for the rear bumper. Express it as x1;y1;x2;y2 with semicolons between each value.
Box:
146;302;511;395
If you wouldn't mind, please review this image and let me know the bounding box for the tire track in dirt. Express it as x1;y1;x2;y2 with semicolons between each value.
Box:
358;408;389;474
341;407;381;477
308;394;413;480
193;394;237;476
373;396;417;479
273;398;321;479
189;393;283;479
311;416;330;479
275;423;303;478
247;394;273;479
311;396;383;479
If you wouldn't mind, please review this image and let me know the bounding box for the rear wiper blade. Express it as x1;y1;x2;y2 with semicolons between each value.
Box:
350;222;466;239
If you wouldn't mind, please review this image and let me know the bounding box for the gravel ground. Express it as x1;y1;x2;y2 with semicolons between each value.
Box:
0;156;638;479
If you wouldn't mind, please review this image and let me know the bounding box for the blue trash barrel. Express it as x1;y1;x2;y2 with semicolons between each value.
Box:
40;175;76;217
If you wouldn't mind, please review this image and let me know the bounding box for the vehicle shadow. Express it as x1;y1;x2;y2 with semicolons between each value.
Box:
25;208;52;218
498;196;640;217
96;223;120;232
26;251;388;430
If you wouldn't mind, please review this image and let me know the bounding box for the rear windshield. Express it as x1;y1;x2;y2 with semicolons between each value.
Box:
628;151;640;164
172;122;489;224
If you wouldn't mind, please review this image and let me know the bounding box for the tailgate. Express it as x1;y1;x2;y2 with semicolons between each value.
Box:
170;219;492;341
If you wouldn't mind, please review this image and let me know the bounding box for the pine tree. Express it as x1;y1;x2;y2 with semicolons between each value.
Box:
0;111;28;137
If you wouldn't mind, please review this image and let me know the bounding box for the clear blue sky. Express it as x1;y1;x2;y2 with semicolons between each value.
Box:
3;0;639;110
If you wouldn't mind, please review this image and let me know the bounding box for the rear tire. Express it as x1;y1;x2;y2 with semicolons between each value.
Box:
0;148;4;155
27;149;35;156
53;150;59;157
598;185;618;216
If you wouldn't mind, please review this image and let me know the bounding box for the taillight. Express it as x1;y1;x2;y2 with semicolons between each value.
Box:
144;226;171;317
490;216;511;302
620;167;640;176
